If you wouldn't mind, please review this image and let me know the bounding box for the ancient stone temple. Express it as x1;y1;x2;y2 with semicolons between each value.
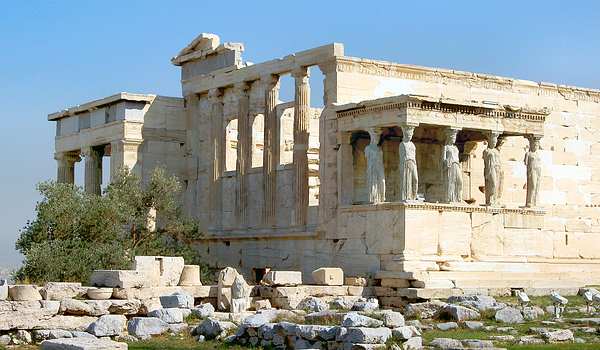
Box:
49;33;600;296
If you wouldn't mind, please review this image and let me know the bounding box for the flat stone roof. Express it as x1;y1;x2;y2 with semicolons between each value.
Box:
48;92;157;121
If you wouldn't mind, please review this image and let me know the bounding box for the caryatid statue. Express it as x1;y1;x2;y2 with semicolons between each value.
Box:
525;136;542;207
496;136;506;201
399;124;418;201
483;132;502;206
365;128;386;204
442;128;463;203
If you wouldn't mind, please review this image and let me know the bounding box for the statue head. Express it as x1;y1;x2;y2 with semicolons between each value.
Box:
529;136;540;152
402;125;415;142
487;132;499;149
444;129;458;145
496;135;506;149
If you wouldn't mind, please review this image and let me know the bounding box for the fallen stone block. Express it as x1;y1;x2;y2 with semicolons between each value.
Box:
342;312;383;327
41;337;127;349
495;306;524;324
391;326;421;340
87;314;126;337
86;287;113;300
437;304;480;321
378;310;405;328
108;299;142;315
40;283;87;301
32;329;73;342
9;285;42;301
127;317;169;338
148;308;184;324
192;303;215;318
345;276;368;287
430;337;464;349
60;299;110;317
159;292;194;308
351;298;379;312
218;267;240;287
404;300;447;319
461;339;493;348
195;318;237;339
90;270;147;288
253;299;272;310
403;336;422;350
342;327;391;344
312;267;343;286
541;329;574;343
297;296;329;313
159;257;185;287
262;271;302;286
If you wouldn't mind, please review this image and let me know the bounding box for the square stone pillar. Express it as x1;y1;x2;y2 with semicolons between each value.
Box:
261;74;280;227
292;67;310;228
338;132;353;206
55;152;80;184
82;146;104;195
110;140;142;181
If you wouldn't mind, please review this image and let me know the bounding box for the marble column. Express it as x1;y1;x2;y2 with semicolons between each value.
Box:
338;132;354;206
234;82;251;228
262;74;280;227
55;152;80;184
365;127;385;204
525;135;542;207
110;139;142;181
209;88;224;230
82;146;103;195
292;67;310;227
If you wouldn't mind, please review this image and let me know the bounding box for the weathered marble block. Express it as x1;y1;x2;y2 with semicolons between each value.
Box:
312;267;344;286
90;270;147;288
262;271;302;286
9;285;42;301
41;337;127;350
40;282;87;301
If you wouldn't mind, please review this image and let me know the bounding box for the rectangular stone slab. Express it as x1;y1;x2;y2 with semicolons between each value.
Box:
41;337;127;349
90;270;147;288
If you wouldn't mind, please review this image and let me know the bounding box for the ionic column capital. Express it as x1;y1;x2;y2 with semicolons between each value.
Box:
208;88;223;102
291;66;310;80
233;81;250;96
261;74;279;89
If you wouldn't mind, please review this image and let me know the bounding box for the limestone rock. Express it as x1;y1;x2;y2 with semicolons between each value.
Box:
519;335;545;344
242;313;271;328
127;317;169;338
436;322;458;331
402;336;422;350
342;327;391;344
87;314;127;337
192;303;215;318
0;334;10;345
159;257;185;287
331;296;355;310
540;329;574;343
14;329;32;344
133;256;161;287
90;270;146;288
253;299;271;310
305;310;344;324
342;312;383;327
404;300;447;319
231;274;251;313
159;292;194;308
437;304;480;321
312;267;343;286
8;285;42;301
298;296;329;313
139;298;162;315
522;306;545;321
379;310;405;328
495;307;524;324
430;337;464;349
448;294;502;311
71;331;96;338
40;283;87;301
351;298;379;312
391;326;421;340
217;287;232;311
40;337;127;349
462;339;493;348
33;329;74;341
60;299;109;317
296;324;336;341
464;321;484;330
108;299;142;315
195;318;237;339
148;308;184;324
261;271;302;286
168;322;189;334
41;300;61;314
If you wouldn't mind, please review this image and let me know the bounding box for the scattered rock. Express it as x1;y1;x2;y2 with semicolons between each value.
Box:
461;339;493;348
8;285;42;301
0;334;10;345
352;298;379;312
253;299;272;311
296;324;337;341
448;295;501;311
519;335;545;344
522;306;545;321
195;318;236;339
403;336;422;350
305;310;344;324
436;322;458;331
379;310;405;328
404;300;447;319
489;335;515;342
127;317;169;338
168;322;188;334
464;321;483;330
540;329;574;343
430;337;464;349
391;326;421;340
438;304;480;321
33;329;73;342
14;330;32;344
148;308;184;324
345;277;368;287
330;297;354;310
242;313;271;328
495;307;524;324
40;282;87;301
87;315;126;337
159;292;194;308
298;296;329;313
108;299;142;315
60;299;109;317
192;303;215;318
342;312;383;327
231;274;251;313
342;327;391;344
40;337;127;349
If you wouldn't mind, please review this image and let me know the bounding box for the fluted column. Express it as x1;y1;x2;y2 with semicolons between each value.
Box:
234;82;251;228
262;74;280;227
292;67;310;227
82;146;103;195
209;89;224;231
55;152;80;184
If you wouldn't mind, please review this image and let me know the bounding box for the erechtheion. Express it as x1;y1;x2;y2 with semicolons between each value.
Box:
49;33;600;297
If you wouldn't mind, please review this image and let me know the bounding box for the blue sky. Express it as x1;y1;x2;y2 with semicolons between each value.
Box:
1;1;599;266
